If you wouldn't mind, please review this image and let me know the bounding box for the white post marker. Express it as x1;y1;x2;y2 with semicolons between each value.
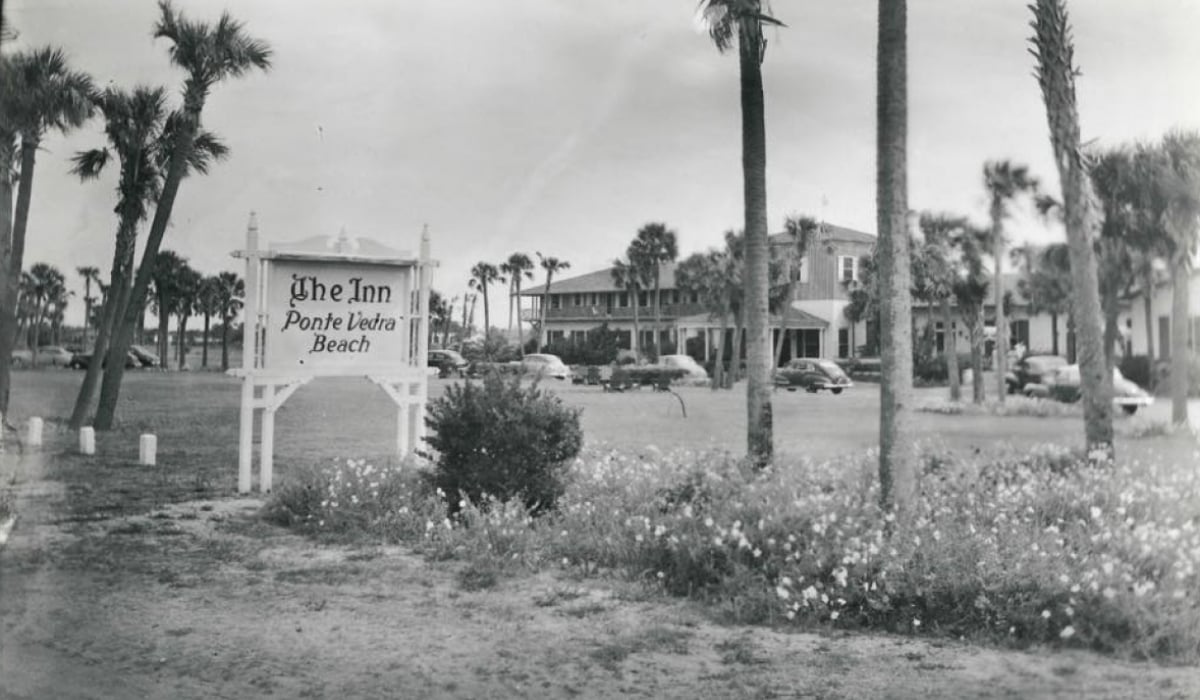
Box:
238;212;261;493
79;426;96;455
139;434;157;466
27;417;43;447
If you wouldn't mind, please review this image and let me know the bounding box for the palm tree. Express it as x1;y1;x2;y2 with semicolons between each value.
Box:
469;262;503;346
983;160;1039;402
23;263;65;365
775;215;820;366
535;253;570;352
150;251;187;368
953;224;992;403
196;275;221;368
1030;0;1114;460
68;85;173;428
1130;143;1173;365
215;271;244;371
96;1;271;430
628;222;679;356
874;0;917;513
173;263;202;368
500;253;534;355
1014;243;1073;358
1159;130;1200;426
610;257;648;359
699;0;785;468
77;265;101;344
0;47;95;413
917;213;971;401
676;247;740;390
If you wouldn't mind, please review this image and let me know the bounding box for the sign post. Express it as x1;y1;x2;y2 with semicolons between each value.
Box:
231;213;435;493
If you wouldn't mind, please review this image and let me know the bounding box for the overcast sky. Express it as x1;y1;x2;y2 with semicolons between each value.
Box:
7;0;1200;325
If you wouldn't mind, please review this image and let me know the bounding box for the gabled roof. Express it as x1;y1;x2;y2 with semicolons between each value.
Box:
523;223;876;296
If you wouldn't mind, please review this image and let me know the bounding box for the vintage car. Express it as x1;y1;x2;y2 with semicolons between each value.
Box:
1024;364;1154;415
428;348;469;377
772;358;853;394
1005;354;1068;394
657;354;709;381
518;353;572;380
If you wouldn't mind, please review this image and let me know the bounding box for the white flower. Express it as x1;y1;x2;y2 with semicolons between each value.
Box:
1059;625;1075;640
802;586;819;602
776;585;791;600
830;611;840;620
1041;609;1051;619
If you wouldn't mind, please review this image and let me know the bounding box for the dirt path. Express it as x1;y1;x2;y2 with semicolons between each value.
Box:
2;451;1198;699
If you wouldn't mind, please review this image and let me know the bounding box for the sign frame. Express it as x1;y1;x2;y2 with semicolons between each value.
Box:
229;212;435;493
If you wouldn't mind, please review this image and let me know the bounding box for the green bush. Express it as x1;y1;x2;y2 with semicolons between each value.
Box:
421;372;583;515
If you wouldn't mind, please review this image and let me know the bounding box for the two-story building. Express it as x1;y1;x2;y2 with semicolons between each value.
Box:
521;224;877;364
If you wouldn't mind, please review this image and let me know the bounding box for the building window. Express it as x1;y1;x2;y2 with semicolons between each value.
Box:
570;330;586;343
838;256;857;283
550;295;561;310
639;291;649;307
838;328;849;358
934;321;945;354
690;291;699;304
618;292;629;308
548;330;564;344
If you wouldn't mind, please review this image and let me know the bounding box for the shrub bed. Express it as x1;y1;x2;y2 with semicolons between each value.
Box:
267;443;1200;662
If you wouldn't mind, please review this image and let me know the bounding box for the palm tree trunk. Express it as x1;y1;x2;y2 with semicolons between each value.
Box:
712;314;727;390
481;286;491;354
1051;312;1060;356
1032;0;1114;459
0;140;38;414
942;300;961;401
1170;258;1189;425
1102;289;1120;373
773;282;796;367
992;217;1008;403
177;314;188;368
737;16;774;467
514;281;524;357
876;0;916;513
202;312;210;368
221;313;231;371
158;306;170;370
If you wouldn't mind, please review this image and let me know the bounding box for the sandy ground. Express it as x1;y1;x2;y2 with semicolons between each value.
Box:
2;452;1199;700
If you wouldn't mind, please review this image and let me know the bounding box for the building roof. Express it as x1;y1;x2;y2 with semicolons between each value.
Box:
676;305;829;329
523;223;876;296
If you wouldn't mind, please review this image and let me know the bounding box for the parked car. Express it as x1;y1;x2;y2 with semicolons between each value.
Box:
10;348;32;367
128;345;161;368
428;348;469;377
68;350;139;370
519;353;572;380
1024;364;1154;415
773;358;854;394
1005;354;1068;394
657;354;709;381
36;345;74;367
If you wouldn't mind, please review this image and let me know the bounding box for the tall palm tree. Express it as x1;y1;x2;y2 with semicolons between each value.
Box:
215;271;244;371
983;160;1039;402
500;253;534;355
1130;143;1173;365
96;1;271;430
628;222;679;356
23;263;65;365
699;0;784;468
76;265;101;344
775;214;820;366
469;262;502;346
0;47;95;413
1030;0;1114;460
69;85;171;428
535;253;570;352
610;256;648;359
1159;130;1200;426
1014;243;1073;358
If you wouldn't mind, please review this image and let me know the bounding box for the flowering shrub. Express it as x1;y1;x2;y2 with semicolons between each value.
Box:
268;439;1200;661
422;371;583;515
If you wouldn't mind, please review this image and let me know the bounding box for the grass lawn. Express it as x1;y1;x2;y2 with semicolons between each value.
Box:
3;369;1199;699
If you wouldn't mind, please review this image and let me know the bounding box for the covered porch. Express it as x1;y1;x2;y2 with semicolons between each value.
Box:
675;307;831;367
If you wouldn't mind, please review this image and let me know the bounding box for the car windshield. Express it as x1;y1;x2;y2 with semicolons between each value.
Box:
817;360;843;374
1028;356;1067;371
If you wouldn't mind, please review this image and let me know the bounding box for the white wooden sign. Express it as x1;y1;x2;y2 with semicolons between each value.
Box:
230;213;435;493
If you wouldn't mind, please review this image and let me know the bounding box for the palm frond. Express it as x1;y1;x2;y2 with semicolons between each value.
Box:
70;147;111;179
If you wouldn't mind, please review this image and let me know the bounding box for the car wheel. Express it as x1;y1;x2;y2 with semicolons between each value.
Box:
831;387;844;395
1122;405;1138;416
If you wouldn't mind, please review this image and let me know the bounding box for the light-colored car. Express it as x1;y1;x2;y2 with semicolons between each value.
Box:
1025;364;1154;415
773;358;854;394
519;353;572;380
10;348;32;367
38;345;75;367
658;354;709;381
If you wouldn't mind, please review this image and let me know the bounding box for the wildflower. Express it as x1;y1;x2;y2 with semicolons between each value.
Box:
1059;625;1075;640
830;611;840;620
802;586;819;602
704;517;714;528
776;585;791;600
913;619;921;628
785;610;796;620
1041;609;1051;620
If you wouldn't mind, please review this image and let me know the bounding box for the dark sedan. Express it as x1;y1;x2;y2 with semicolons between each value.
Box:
68;351;140;370
773;358;854;394
1005;354;1068;394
